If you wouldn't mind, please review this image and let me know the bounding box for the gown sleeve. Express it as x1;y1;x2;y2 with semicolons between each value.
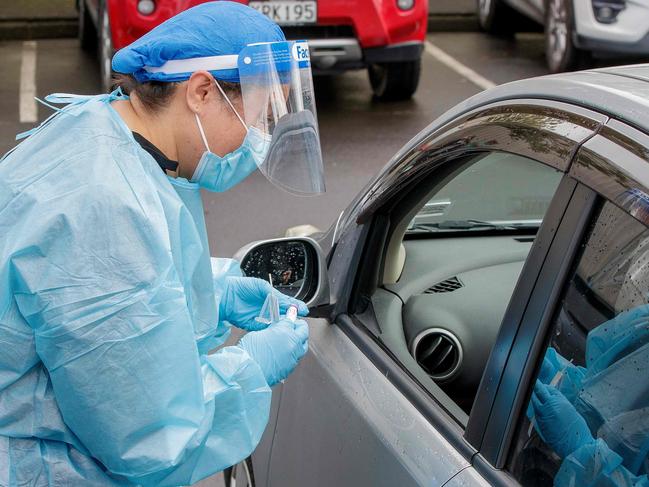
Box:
555;439;649;487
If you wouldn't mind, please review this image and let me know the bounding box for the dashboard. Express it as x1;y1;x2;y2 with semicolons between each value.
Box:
378;235;534;413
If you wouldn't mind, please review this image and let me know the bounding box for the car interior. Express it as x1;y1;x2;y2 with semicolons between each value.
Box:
355;151;564;422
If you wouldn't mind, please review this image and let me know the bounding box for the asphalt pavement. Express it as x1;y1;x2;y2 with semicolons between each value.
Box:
1;28;645;487
2;31;643;258
0;31;561;257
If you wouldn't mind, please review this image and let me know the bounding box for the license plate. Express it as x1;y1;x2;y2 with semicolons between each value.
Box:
249;1;317;25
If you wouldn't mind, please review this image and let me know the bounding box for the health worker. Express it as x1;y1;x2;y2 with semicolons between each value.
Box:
0;1;325;485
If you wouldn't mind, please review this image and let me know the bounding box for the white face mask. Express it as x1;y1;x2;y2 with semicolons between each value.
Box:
190;80;271;192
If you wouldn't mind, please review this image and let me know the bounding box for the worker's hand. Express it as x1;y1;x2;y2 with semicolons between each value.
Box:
219;276;308;331
238;318;309;386
531;380;594;458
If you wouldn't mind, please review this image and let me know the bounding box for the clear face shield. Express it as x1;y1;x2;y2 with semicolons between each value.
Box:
142;40;325;195
237;41;325;195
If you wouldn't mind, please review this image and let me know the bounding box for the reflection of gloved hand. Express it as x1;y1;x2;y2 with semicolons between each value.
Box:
220;276;309;331
537;347;585;404
528;348;574;420
538;347;573;384
238;319;309;386
531;380;595;458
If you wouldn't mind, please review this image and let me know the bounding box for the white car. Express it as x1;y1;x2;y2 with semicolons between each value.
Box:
477;0;649;72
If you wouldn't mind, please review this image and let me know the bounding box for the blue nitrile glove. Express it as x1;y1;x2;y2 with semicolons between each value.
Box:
528;348;573;420
238;318;309;386
538;347;574;384
531;380;595;458
528;348;587;420
220;276;309;331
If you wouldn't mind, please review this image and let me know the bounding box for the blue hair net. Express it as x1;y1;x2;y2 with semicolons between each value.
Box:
112;1;286;83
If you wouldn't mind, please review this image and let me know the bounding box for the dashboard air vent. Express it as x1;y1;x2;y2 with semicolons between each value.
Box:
411;328;462;381
424;277;463;294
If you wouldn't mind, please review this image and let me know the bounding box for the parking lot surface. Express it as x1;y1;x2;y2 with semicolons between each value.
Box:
0;32;633;256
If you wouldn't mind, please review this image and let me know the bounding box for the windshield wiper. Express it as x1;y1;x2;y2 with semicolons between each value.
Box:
409;219;529;232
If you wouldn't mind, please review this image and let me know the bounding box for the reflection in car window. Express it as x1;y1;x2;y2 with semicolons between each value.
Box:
508;202;649;487
408;152;563;233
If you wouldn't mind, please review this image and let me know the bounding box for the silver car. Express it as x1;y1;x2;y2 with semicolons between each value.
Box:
228;65;649;487
478;0;649;73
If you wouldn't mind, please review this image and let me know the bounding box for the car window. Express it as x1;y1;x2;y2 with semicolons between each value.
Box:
408;152;563;233
507;201;649;486
371;151;565;424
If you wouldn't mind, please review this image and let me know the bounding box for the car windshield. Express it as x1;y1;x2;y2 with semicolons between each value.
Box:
407;152;563;233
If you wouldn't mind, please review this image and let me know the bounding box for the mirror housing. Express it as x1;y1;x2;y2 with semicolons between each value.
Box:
233;237;329;307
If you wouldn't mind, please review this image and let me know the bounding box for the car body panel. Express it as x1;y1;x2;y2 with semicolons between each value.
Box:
95;0;427;54
442;467;490;487
573;0;649;46
255;318;470;486
502;0;649;53
571;117;649;226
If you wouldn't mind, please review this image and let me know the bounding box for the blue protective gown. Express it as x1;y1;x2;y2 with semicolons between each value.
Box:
552;306;649;487
0;92;271;486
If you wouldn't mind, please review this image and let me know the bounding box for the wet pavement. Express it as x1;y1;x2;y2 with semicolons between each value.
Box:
0;32;563;257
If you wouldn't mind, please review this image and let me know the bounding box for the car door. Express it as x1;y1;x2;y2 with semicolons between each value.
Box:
252;99;609;487
462;117;649;485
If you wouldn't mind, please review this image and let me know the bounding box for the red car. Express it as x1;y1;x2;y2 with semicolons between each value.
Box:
78;0;428;100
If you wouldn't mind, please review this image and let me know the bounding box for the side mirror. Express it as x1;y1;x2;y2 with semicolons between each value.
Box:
233;237;329;307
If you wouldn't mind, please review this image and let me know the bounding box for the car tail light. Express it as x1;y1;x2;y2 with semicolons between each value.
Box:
397;0;415;11
137;0;156;15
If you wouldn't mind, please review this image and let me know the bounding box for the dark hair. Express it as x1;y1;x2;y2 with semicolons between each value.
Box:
112;73;241;113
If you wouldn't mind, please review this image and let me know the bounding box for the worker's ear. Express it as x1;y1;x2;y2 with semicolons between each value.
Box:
186;71;217;114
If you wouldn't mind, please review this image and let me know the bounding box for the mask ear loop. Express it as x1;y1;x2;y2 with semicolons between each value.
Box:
213;78;247;131
194;77;247;154
194;113;211;153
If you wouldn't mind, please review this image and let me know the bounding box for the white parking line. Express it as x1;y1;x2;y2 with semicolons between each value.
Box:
424;40;497;91
19;41;37;123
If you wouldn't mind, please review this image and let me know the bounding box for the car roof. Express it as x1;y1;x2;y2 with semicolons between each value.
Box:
432;64;649;136
381;64;649;189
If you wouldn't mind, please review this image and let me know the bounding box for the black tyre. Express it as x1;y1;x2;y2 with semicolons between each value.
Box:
223;457;255;487
477;0;519;35
98;0;115;93
78;0;97;52
545;0;590;72
368;59;421;101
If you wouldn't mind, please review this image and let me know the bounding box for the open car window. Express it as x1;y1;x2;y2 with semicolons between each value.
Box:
365;151;565;425
408;152;563;234
508;201;649;487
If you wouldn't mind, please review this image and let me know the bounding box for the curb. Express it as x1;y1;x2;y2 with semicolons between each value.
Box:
0;13;479;42
0;18;77;41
